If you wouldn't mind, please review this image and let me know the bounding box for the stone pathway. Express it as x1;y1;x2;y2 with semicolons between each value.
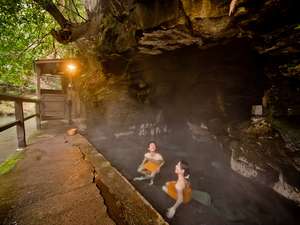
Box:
0;122;115;225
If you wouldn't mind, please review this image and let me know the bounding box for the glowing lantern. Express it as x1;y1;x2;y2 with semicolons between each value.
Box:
66;63;76;74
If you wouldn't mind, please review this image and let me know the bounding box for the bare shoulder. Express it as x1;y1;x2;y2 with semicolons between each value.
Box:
156;153;164;161
144;152;151;158
175;180;186;191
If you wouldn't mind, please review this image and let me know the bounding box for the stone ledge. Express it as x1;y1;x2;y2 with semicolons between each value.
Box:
70;134;168;225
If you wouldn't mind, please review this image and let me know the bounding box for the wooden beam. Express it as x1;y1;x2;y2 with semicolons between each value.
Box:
0;115;38;132
24;114;38;121
35;58;78;64
0;121;20;132
15;100;26;148
0;94;39;103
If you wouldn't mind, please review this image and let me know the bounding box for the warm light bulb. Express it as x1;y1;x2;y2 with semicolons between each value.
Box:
67;64;76;72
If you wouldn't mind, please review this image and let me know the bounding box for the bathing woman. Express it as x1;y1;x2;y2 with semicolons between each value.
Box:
133;141;164;185
163;161;192;218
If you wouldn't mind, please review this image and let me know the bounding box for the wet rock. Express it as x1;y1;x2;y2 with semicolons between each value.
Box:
85;0;300;56
230;149;259;178
181;0;228;19
246;118;272;137
251;105;263;116
228;120;300;204
138;29;203;55
133;0;181;30
285;64;300;78
191;16;237;39
264;84;300;117
272;119;300;153
273;173;300;205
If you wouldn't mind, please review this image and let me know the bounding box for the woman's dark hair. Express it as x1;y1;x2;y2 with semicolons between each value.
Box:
179;160;190;177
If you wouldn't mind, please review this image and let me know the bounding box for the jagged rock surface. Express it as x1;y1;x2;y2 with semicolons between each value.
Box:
75;0;300;207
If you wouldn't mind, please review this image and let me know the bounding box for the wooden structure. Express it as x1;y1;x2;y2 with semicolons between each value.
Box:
0;58;82;149
35;58;82;123
0;94;40;149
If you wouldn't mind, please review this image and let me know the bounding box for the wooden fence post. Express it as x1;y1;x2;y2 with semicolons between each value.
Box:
35;102;41;129
36;66;41;129
15;100;26;149
67;84;73;125
68;100;72;125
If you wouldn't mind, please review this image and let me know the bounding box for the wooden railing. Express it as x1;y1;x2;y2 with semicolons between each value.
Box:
0;94;41;149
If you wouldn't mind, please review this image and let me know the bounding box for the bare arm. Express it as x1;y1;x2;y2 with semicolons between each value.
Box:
156;154;165;171
156;158;165;170
167;188;183;218
159;160;165;169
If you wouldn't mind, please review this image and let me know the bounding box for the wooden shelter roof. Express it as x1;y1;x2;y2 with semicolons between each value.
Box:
34;58;81;76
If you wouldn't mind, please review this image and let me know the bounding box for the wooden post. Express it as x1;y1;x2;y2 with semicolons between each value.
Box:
15;100;26;149
67;82;73;124
68;99;72;125
36;66;41;129
35;102;41;129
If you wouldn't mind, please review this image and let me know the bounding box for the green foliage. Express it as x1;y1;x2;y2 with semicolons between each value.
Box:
0;0;57;87
0;152;23;175
54;0;87;23
0;0;86;88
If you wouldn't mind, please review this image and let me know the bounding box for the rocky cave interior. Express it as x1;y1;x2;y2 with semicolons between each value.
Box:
50;0;300;224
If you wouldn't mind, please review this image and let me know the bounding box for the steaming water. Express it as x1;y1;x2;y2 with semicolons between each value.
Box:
86;41;299;225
